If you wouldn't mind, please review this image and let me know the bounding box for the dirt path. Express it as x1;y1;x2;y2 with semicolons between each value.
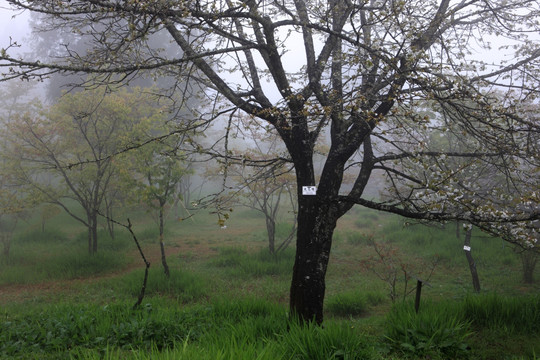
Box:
0;231;247;306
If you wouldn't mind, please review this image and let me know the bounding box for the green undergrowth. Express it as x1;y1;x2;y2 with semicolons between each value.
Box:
384;294;540;359
3;294;539;359
0;301;201;359
0;297;382;360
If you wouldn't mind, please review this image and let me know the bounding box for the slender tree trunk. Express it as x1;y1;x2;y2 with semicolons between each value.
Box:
91;211;98;254
289;198;339;324
1;233;11;258
105;198;115;239
159;204;170;277
87;212;93;254
463;228;480;292
266;216;276;255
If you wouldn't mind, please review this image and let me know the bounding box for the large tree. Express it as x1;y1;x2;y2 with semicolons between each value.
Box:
1;0;540;323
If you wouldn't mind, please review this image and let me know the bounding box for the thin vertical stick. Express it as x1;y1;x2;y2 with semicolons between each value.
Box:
98;212;150;309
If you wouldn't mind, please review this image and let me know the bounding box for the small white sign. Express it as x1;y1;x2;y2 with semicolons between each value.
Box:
463;246;471;252
302;186;317;195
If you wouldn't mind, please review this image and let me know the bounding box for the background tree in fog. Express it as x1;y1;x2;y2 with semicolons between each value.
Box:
118;116;191;277
4;87;162;254
237;166;297;255
0;169;28;259
220;115;297;255
0;81;37;259
1;0;540;324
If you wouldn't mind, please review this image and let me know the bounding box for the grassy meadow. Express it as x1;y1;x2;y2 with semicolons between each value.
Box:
1;204;539;359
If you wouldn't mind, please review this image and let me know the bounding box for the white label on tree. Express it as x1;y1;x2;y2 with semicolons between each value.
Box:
302;186;317;195
463;246;471;251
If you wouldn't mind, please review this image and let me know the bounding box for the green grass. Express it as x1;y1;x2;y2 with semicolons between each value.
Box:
0;228;129;285
1;204;540;359
209;246;295;278
107;268;208;302
279;321;381;360
0;301;198;359
3;294;540;359
0;297;382;360
326;289;386;317
462;293;540;333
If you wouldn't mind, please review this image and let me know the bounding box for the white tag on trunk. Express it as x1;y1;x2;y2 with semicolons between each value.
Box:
463;246;471;251
302;186;317;195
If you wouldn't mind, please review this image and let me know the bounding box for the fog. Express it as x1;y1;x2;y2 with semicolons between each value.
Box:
0;1;29;52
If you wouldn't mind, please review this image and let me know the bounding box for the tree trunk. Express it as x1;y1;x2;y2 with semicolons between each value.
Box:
289;198;339;324
92;212;98;254
105;198;115;239
87;210;98;254
87;213;93;254
521;249;538;284
1;233;11;258
463;228;481;292
266;216;276;255
159;205;170;277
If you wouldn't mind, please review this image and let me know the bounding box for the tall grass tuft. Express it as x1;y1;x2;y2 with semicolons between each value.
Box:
462;293;540;333
279;321;380;360
385;301;472;359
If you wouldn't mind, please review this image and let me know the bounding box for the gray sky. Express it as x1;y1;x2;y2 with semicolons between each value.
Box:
0;1;30;51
